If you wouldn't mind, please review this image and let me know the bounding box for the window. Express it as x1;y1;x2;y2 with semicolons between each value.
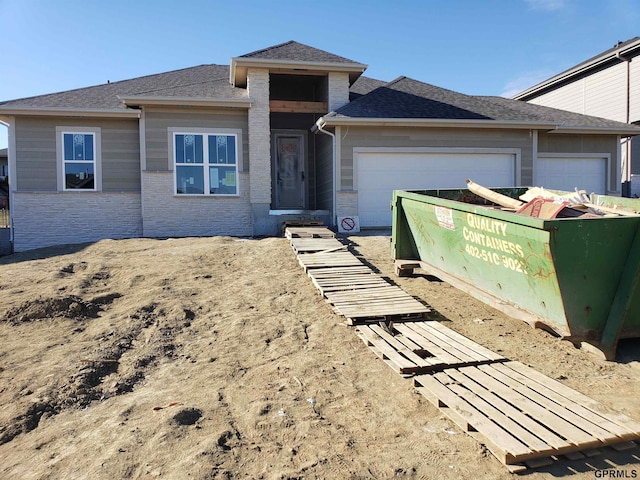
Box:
56;127;101;191
174;132;238;195
63;132;96;190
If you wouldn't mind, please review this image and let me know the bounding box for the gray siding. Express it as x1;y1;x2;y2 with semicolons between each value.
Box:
338;126;533;187
14;116;140;192
145;107;249;171
315;132;333;210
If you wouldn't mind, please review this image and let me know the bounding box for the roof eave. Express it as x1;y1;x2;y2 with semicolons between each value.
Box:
0;106;141;118
230;57;367;87
551;125;640;136
318;116;559;130
513;38;640;100
120;96;251;108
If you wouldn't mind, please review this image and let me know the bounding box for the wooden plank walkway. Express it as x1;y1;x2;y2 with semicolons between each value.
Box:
355;321;506;375
308;266;390;294
285;226;335;239
284;226;640;472
325;285;429;324
290;237;345;254
414;361;640;471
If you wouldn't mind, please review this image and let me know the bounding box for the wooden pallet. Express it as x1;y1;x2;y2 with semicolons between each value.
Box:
290;237;345;254
414;361;640;471
308;266;390;294
297;251;364;272
325;285;430;324
355;321;506;375
285;226;335;239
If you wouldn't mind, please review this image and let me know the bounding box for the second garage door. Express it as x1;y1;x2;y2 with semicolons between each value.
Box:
356;149;517;227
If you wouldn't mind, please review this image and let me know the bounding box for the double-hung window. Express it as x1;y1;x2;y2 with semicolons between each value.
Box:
174;132;238;196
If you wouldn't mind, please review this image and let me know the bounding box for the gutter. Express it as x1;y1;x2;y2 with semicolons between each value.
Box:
0;106;141;118
319;116;560;130
119;96;252;109
320;116;640;136
313;117;337;226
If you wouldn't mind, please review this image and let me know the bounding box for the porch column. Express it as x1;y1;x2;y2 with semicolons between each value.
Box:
247;68;274;234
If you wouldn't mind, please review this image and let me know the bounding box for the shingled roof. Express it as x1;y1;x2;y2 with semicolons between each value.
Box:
324;76;640;133
239;40;360;65
0;64;247;111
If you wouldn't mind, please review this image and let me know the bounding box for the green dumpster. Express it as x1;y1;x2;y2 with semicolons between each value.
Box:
391;188;640;360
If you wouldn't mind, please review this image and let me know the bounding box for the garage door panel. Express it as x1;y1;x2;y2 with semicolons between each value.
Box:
357;152;516;227
535;156;606;195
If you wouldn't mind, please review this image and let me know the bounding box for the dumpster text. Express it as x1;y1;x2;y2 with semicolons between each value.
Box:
463;213;527;275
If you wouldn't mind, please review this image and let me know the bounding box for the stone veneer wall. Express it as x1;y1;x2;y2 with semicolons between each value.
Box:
328;72;350;112
336;191;358;218
247;68;276;235
141;171;252;238
12;191;142;252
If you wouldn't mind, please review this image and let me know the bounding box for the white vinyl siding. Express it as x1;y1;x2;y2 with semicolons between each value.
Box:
529;62;628;122
355;148;518;227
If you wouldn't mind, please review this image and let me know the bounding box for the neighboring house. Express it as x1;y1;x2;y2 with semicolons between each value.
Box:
0;147;7;210
0;147;7;180
513;37;640;196
1;41;638;251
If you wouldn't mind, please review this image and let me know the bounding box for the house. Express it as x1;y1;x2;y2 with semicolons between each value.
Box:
513;37;640;196
0;148;7;210
1;41;638;251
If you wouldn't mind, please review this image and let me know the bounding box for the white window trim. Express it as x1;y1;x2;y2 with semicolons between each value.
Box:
168;128;242;197
56;126;102;192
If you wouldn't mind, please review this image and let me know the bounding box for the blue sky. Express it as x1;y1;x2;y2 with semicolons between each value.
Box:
1;0;639;150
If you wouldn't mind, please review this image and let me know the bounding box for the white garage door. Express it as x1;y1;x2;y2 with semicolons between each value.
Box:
356;150;517;227
535;155;607;195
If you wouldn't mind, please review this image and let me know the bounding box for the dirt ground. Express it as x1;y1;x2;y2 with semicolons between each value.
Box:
0;232;639;480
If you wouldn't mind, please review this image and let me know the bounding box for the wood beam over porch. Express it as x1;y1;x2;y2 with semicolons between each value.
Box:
269;100;328;113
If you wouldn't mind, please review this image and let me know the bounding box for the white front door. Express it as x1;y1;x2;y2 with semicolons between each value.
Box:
273;133;305;209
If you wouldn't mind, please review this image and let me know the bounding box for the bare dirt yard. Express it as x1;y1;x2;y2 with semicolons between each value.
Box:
0;233;639;479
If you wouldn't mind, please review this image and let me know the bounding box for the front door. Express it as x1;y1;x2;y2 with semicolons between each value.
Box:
273;133;305;209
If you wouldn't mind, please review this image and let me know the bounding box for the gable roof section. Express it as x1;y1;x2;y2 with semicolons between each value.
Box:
320;76;640;134
240;40;359;64
513;37;640;101
0;64;249;116
230;40;367;87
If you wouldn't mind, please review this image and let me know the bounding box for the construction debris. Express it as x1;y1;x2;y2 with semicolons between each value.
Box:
467;179;640;219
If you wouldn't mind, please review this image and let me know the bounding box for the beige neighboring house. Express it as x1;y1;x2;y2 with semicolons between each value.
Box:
1;41;639;251
513;37;640;196
0;147;7;180
0;147;8;210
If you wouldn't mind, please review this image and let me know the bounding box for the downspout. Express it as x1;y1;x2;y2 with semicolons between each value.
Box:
314;118;336;226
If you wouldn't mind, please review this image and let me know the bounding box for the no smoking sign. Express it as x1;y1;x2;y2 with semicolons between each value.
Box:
337;216;360;234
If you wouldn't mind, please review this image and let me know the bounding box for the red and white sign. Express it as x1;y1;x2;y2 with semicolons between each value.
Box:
337;216;360;233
